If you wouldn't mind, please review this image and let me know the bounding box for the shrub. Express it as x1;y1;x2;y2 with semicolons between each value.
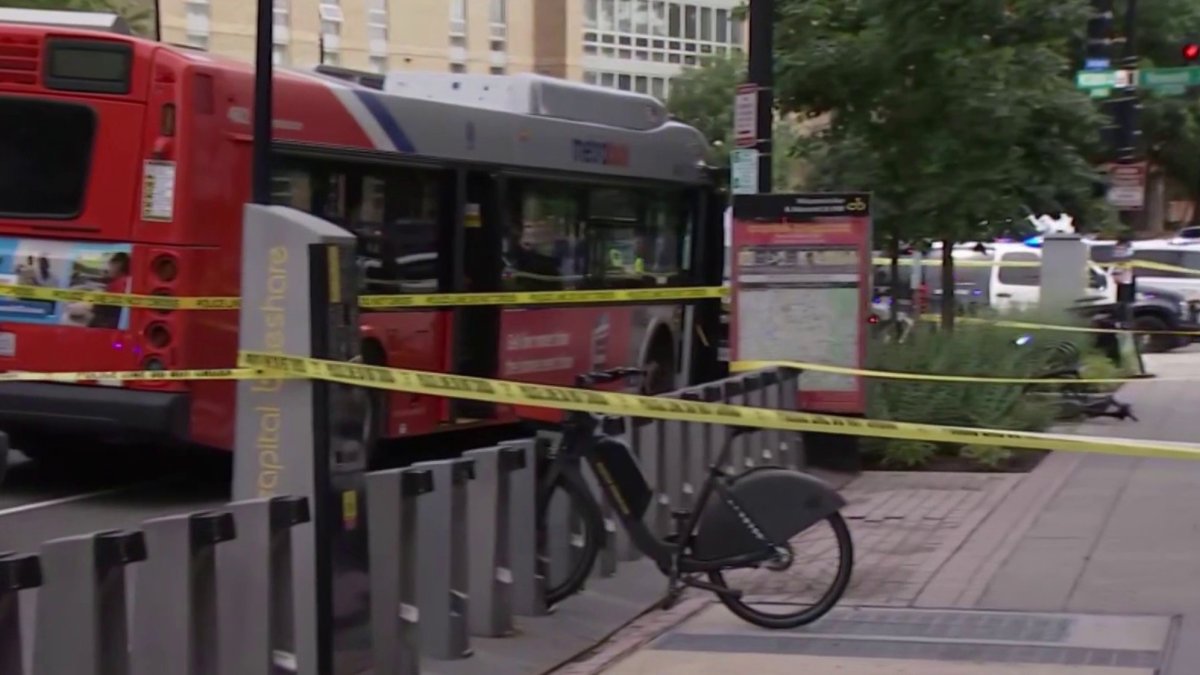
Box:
865;308;1113;468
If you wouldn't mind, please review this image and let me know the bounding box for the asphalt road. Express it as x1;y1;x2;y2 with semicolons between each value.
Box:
0;448;231;554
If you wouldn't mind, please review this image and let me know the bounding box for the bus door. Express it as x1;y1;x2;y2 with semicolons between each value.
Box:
450;170;503;420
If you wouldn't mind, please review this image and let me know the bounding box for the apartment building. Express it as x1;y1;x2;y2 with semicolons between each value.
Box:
159;0;744;99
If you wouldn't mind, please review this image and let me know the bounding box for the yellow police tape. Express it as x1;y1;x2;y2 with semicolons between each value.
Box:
728;360;1157;385
918;314;1200;338
231;351;1200;461
0;353;1196;460
0;283;728;311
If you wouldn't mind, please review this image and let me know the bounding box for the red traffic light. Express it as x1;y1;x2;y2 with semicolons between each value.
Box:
1184;42;1200;61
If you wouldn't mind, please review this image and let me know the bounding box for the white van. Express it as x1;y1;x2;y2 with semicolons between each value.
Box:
924;240;1114;311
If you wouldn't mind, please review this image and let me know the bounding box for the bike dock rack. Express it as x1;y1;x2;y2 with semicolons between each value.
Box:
0;552;40;675
33;529;146;675
413;457;475;660
368;467;432;675
7;365;800;675
132;511;237;675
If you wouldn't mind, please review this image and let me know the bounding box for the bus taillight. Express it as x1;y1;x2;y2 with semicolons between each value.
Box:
151;254;178;282
144;322;171;349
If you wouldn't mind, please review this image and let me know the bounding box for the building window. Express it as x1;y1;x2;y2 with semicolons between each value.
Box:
583;70;598;84
450;63;467;73
370;55;387;73
450;0;466;34
490;0;506;24
490;66;506;75
617;73;631;90
272;44;288;65
584;0;598;28
185;33;209;50
650;76;665;99
184;0;210;43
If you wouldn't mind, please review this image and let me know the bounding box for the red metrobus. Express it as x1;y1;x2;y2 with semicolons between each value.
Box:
0;18;724;456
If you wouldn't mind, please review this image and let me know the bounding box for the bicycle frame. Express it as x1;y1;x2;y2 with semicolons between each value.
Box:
552;415;777;575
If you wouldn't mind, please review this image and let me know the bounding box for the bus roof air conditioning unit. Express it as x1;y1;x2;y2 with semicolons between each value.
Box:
0;8;131;35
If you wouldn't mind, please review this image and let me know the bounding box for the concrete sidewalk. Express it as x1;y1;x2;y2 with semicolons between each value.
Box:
555;350;1200;675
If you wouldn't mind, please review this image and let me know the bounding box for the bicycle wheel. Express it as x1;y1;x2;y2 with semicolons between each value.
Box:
537;471;605;606
707;512;854;629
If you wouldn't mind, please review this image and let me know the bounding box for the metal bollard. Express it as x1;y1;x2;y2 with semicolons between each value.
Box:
661;400;686;515
680;391;707;510
367;467;433;675
34;529;146;675
132;511;237;675
761;371;785;466
463;446;525;636
723;379;747;471
217;496;310;675
702;384;724;472
0;552;41;675
498;438;546;616
778;369;806;469
636;418;672;538
742;374;765;466
580;458;618;579
614;420;644;562
413;457;474;660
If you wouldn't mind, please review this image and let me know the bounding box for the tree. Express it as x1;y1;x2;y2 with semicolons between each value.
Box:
7;0;155;37
1120;0;1200;218
666;53;805;192
775;0;1110;326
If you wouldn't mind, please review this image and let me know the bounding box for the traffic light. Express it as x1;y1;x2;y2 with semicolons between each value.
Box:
1184;42;1200;63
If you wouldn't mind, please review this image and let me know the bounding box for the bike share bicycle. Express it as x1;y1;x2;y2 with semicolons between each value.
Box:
536;367;854;628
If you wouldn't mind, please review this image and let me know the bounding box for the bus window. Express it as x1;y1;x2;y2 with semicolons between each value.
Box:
644;193;689;281
353;169;441;294
504;182;582;290
270;169;313;210
997;251;1040;286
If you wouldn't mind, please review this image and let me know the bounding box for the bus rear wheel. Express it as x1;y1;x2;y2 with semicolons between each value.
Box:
641;333;676;395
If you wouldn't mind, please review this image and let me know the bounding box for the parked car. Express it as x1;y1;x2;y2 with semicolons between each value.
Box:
1087;239;1200;302
1129;284;1200;353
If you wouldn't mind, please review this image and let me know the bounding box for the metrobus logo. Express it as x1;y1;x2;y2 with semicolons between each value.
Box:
572;139;631;167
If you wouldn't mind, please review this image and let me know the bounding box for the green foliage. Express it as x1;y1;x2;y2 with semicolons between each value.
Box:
774;0;1113;282
1105;0;1200;209
864;312;1101;468
665;54;805;191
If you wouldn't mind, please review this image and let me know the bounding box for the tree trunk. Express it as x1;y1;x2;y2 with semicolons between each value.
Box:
940;239;955;331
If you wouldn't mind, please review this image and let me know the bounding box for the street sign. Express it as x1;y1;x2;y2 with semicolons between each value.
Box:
1104;162;1147;211
1075;66;1200;97
1139;66;1200;94
1085;58;1111;70
733;83;758;149
1075;69;1136;97
730;148;758;194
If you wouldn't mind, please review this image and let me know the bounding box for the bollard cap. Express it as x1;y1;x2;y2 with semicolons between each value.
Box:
760;370;779;385
743;372;762;387
0;552;42;590
94;530;147;568
452;459;475;483
189;511;237;548
723;379;744;396
703;384;723;400
401;468;434;496
269;495;311;529
499;446;527;472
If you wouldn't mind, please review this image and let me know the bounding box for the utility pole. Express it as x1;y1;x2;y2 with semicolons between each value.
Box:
251;0;274;204
747;0;774;193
